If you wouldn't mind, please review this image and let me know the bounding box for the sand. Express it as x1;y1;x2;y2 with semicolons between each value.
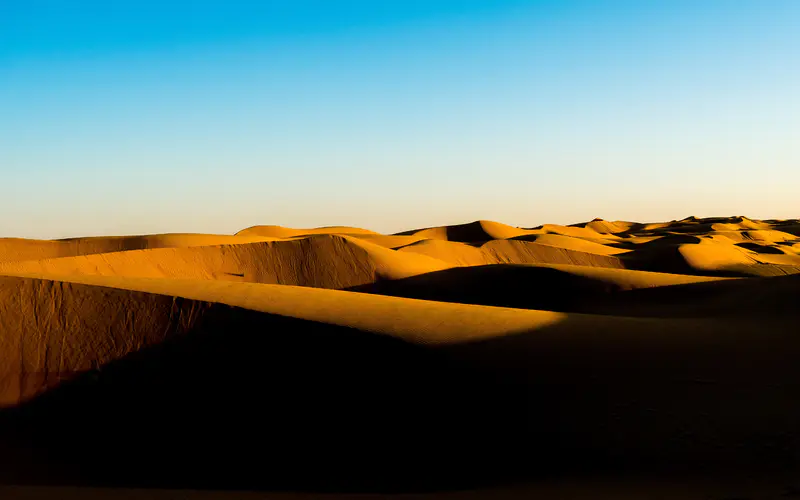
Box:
0;215;799;495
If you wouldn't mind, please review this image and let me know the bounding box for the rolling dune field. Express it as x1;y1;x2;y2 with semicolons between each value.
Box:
1;216;799;497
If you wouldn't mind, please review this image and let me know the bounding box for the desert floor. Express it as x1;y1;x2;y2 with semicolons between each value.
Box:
1;216;799;497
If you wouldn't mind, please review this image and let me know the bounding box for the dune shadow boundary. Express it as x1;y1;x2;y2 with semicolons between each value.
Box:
1;291;799;492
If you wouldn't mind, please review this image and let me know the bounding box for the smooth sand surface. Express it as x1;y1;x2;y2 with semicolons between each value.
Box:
1;216;799;495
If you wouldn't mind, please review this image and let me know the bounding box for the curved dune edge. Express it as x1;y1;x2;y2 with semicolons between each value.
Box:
515;263;730;288
343;263;737;317
0;271;568;345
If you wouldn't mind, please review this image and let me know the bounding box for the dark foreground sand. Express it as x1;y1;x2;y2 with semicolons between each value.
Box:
4;475;800;500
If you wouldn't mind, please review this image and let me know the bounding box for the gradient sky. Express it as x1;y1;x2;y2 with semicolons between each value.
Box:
1;0;798;238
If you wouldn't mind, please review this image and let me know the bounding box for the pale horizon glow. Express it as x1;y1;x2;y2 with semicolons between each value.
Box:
1;1;798;239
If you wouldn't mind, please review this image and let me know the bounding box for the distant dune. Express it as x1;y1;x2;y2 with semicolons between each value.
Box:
1;216;799;494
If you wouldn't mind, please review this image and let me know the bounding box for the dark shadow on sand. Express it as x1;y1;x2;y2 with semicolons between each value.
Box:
1;297;799;492
0;301;528;493
347;264;620;311
349;265;800;318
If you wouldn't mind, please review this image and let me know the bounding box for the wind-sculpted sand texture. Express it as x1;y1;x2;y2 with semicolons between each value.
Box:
1;215;799;493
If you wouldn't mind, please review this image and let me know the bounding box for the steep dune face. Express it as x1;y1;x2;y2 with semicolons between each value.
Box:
0;276;204;406
1;215;800;491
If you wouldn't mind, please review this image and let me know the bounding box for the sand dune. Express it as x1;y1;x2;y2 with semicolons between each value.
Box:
1;215;800;493
510;233;630;255
0;234;451;289
581;218;635;234
535;222;622;241
347;264;730;311
395;220;532;242
236;224;379;238
397;239;489;266
0;234;284;263
5;216;797;280
396;237;630;268
483;239;626;267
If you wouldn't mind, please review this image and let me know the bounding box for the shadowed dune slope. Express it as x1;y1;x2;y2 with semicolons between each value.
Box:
0;273;566;349
349;263;800;318
576;272;800;318
394;220;532;242
348;264;729;311
0;274;798;491
0;276;203;407
0;277;520;491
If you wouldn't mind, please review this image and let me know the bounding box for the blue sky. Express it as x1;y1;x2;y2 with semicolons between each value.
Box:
1;1;798;237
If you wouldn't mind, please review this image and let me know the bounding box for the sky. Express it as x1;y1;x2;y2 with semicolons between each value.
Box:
1;0;798;238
